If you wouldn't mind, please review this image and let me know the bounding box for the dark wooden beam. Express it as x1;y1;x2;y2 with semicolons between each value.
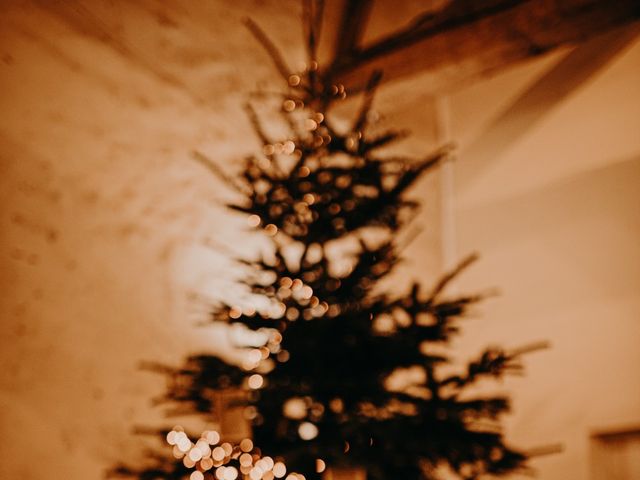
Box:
324;0;640;92
331;0;374;62
455;24;640;192
314;0;374;67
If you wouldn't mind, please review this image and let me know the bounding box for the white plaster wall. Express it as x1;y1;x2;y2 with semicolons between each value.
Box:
449;35;640;479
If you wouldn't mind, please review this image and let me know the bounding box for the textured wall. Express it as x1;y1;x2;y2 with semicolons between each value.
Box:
450;35;640;479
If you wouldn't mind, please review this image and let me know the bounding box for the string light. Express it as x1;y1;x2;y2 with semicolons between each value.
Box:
240;438;254;452
265;224;278;236
248;374;264;389
273;462;286;478
165;429;299;480
248;215;261;227
297;422;318;440
288;74;301;86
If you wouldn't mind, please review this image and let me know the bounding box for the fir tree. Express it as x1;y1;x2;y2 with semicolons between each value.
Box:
113;9;543;480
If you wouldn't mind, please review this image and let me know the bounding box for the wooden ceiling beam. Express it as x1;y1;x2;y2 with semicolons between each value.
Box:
331;0;374;62
323;0;640;92
313;0;374;67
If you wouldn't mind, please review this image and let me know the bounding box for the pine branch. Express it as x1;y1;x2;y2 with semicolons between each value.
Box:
243;17;293;82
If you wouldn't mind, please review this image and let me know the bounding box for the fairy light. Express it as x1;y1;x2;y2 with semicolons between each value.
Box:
212;446;226;461
248;374;264;389
225;466;239;480
201;457;214;470
248;349;262;364
283;140;295;154
247;215;261;227
283;397;307;420
265;224;278;236
277;350;290;362
204;430;220;445
249;467;262;480
298;422;318;440
273;462;286;478
240;438;254;452
262;144;275;156
298;166;310;177
288;74;301;86
299;285;313;299
189;447;203;462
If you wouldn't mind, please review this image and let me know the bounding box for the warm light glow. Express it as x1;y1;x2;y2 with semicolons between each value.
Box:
315;459;326;473
172;445;184;459
283;397;307;419
248;374;264;389
273;462;286;478
195;439;211;456
201;457;214;470
189;447;203;462
288;74;301;86
221;442;233;456
298;422;318;440
299;166;310;177
240;438;254;452
250;467;263;480
262;144;275;156
283;140;295;154
204;430;220;445
212;446;226;461
177;436;192;453
265;224;278;236
276;350;290;362
329;398;344;413
191;471;205;480
224;466;239;480
248;349;262;363
262;456;274;470
247;214;261;227
300;285;313;299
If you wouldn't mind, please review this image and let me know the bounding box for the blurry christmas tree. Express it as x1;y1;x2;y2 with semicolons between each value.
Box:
113;5;546;480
